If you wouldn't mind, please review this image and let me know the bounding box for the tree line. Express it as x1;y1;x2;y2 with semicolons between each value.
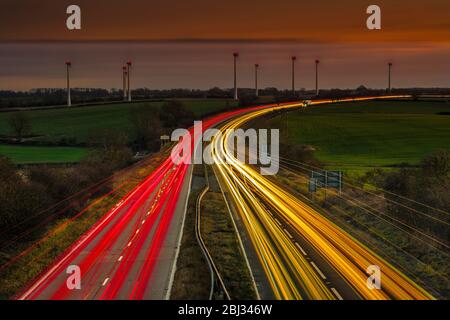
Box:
2;87;450;109
0;100;195;240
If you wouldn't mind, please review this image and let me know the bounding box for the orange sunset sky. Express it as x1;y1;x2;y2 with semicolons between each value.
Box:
0;0;449;42
0;0;448;90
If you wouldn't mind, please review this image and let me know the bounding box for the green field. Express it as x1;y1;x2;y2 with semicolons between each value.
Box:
0;145;87;164
271;100;450;169
0;99;236;144
0;99;236;163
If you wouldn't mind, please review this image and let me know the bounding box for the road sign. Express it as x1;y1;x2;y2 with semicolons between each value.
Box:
309;178;317;192
327;171;342;189
310;170;342;192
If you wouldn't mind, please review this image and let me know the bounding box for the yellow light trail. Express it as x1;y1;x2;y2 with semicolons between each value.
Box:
210;97;434;300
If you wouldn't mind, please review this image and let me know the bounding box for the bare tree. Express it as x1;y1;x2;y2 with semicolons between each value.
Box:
8;111;31;142
129;106;162;151
422;149;450;177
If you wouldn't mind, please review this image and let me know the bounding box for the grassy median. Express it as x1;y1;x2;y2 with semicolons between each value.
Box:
200;166;257;299
170;165;211;299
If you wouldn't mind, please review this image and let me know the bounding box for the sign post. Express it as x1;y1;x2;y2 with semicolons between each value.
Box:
309;170;343;197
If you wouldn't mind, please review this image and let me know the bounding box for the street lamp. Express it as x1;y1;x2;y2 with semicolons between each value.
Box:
127;60;132;102
233;52;239;100
65;61;72;107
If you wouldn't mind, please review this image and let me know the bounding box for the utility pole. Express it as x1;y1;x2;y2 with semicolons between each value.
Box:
65;61;71;107
291;56;296;95
122;65;127;101
127;60;132;102
315;59;320;96
388;62;392;93
233;52;239;100
255;63;259;97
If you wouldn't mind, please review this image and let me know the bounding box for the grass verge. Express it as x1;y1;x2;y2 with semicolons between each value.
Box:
271;167;449;299
200;166;257;299
0;150;168;299
170;165;210;299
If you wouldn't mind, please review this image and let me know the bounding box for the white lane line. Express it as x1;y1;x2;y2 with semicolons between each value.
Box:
274;218;282;226
127;241;132;247
331;287;343;300
141;220;145;225
18;180;146;299
295;242;308;256
284;229;293;239
117;256;123;262
102;278;110;286
135;229;140;235
310;261;327;280
165;156;194;300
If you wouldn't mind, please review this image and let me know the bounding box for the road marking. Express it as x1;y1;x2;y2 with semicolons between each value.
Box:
284;229;293;239
102;278;110;286
331;287;343;300
18;179;145;299
295;242;308;256
135;229;140;235
127;241;132;247
274;218;282;226
310;261;327;280
141;220;145;225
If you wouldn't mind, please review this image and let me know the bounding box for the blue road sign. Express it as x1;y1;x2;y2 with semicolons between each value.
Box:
309;178;317;192
310;170;342;192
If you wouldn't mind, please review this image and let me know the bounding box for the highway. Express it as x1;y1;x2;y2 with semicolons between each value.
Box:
18;106;265;300
17;95;432;300
209;99;435;300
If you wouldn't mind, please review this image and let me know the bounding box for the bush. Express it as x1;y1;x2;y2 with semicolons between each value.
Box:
129;106;162;152
0;156;51;230
8;111;32;142
159;100;194;129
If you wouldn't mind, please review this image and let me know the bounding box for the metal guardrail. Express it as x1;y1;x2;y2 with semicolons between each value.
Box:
195;166;231;300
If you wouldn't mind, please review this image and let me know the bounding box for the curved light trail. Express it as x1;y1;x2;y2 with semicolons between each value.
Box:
17;106;265;300
17;95;430;300
210;99;434;300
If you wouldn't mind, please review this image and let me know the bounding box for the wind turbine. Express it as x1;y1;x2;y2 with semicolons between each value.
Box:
122;65;128;101
127;60;132;102
388;62;393;93
65;61;72;107
315;60;320;96
233;52;239;100
255;63;259;97
291;56;297;95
